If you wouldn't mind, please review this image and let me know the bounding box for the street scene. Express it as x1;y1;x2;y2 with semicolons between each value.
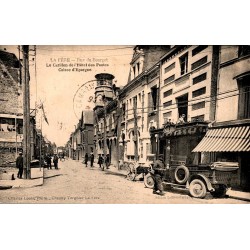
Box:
0;158;248;204
0;45;250;204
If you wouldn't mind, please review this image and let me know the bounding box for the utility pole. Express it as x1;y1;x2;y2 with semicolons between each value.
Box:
22;45;31;179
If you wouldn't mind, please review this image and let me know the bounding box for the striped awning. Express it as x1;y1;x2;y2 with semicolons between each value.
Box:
192;125;250;152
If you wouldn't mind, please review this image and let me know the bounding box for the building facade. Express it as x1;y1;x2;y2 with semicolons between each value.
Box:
193;45;250;191
118;45;171;164
0;50;26;165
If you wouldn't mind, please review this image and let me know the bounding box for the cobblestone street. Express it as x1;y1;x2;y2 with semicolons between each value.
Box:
0;159;248;204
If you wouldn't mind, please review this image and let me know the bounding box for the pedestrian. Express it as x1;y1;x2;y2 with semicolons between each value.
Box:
53;153;59;169
90;152;94;167
46;154;52;169
16;151;23;179
97;154;104;170
151;155;165;196
84;153;89;167
106;154;110;169
62;152;65;161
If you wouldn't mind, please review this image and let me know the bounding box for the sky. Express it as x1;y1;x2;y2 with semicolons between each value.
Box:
1;45;134;146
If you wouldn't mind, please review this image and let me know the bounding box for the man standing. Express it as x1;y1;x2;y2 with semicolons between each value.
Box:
53;154;59;169
84;153;89;167
90;152;94;167
46;154;52;169
152;155;165;196
16;152;23;179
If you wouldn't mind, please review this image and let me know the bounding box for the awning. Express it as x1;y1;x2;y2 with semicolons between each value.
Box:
192;125;250;152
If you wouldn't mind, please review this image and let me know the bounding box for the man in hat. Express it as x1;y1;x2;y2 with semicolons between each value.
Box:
53;153;59;169
16;152;23;179
152;155;165;195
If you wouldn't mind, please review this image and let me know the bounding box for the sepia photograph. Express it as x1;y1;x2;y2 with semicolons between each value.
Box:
1;2;250;250
0;45;249;204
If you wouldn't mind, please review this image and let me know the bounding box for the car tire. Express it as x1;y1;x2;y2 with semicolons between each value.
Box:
211;184;227;198
144;173;155;189
174;165;190;184
189;179;207;199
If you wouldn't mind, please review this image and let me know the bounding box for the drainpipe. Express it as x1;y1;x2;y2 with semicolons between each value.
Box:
156;63;161;158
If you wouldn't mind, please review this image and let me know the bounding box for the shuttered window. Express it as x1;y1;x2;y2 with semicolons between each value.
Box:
191;56;208;70
192;101;205;110
193;73;207;85
163;89;173;98
192;87;206;98
192;45;208;56
163;100;172;108
164;62;175;74
164;74;175;85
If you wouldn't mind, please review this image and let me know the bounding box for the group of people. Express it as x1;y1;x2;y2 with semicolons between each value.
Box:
16;149;165;196
83;152;110;170
45;154;59;169
15;152;60;179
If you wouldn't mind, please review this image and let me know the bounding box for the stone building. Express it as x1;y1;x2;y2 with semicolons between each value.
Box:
118;45;171;164
93;73;120;166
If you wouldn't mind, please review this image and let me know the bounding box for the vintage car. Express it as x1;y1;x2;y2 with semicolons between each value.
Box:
144;158;239;199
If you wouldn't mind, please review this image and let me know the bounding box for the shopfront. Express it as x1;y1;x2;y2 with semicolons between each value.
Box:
193;124;250;190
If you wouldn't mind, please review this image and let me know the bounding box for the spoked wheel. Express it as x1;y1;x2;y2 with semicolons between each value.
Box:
189;179;207;199
144;173;155;189
211;184;227;198
127;172;136;181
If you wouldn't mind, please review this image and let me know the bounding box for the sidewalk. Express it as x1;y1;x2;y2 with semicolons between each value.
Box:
105;164;250;202
0;167;44;189
227;189;250;202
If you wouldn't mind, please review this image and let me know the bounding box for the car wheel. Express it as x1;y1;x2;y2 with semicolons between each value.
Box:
144;173;155;189
211;185;227;198
174;165;190;184
189;179;207;199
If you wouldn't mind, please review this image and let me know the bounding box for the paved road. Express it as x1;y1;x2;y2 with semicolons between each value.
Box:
0;159;248;204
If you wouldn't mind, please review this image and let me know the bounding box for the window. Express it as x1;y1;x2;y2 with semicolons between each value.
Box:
192;101;205;110
238;46;250;57
179;53;188;75
133;66;136;77
192;46;208;57
191;114;205;122
193;73;207;85
163;111;172;123
163;89;173;98
191;56;208;70
163;100;172;108
133;96;137;110
192;87;206;98
238;75;250;119
152;87;158;110
164;75;175;85
126;100;128;118
164;62;175;74
137;62;140;74
122;103;126;121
